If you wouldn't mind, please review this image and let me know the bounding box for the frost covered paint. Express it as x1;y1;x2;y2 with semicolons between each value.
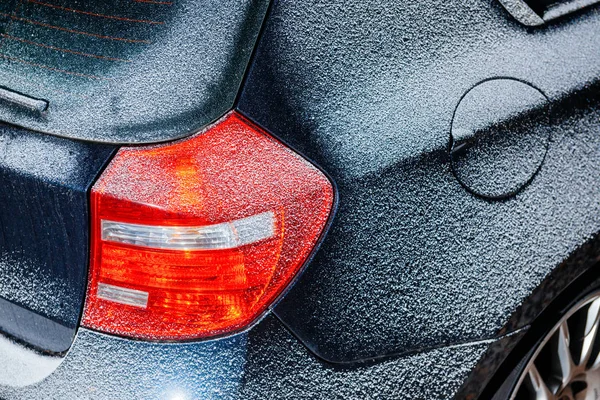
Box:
0;0;597;398
0;315;491;399
0;123;115;352
238;0;600;363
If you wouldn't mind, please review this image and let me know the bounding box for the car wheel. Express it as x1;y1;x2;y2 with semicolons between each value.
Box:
510;290;600;400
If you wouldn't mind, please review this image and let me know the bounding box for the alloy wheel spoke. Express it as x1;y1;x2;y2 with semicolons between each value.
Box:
561;385;575;400
590;350;600;371
557;322;575;385
528;364;555;400
574;386;587;400
579;298;600;367
511;296;600;400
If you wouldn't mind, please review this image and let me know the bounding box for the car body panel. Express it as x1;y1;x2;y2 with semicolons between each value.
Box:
237;0;600;362
0;0;598;397
0;123;114;352
462;234;600;399
0;315;492;399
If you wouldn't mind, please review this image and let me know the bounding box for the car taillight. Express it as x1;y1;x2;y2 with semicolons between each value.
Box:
81;111;334;340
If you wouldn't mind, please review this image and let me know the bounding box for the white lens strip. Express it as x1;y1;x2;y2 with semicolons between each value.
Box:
97;283;149;308
101;211;276;251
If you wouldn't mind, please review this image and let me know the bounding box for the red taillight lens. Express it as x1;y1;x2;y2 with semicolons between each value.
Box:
81;112;334;340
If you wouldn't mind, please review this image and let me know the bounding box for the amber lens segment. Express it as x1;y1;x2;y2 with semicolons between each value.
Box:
82;112;334;340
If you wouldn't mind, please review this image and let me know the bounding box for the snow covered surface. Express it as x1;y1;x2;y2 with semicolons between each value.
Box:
239;0;600;362
0;316;491;399
0;334;62;387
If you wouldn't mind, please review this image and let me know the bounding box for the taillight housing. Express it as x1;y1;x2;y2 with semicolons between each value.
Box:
81;112;334;340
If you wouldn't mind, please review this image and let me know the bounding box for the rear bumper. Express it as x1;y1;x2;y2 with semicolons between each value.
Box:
0;314;494;399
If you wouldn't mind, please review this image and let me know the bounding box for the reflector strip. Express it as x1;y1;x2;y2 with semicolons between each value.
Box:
97;283;149;308
101;211;276;250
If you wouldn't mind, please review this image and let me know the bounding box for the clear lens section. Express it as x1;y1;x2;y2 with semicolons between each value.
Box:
101;211;275;250
97;283;149;309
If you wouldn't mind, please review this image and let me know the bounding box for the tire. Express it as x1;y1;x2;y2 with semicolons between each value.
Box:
495;275;600;400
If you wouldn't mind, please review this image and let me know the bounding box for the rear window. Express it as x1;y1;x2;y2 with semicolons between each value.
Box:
0;0;268;143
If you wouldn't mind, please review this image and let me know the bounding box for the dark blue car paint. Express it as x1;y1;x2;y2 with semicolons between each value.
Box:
0;123;115;353
0;315;494;400
461;232;600;398
0;0;597;398
237;0;600;364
